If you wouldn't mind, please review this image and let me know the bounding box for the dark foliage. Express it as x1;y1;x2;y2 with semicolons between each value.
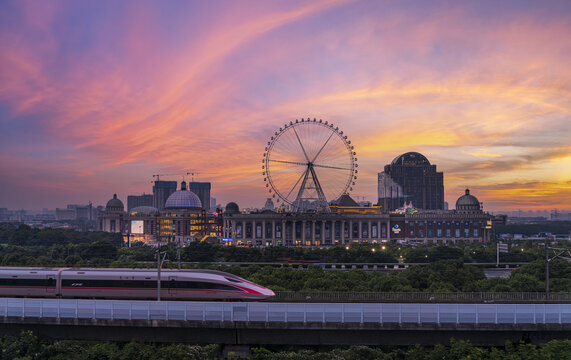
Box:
1;331;569;360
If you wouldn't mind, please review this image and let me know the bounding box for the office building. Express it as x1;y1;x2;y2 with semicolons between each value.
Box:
378;152;444;211
188;182;211;212
127;194;153;212
153;181;177;211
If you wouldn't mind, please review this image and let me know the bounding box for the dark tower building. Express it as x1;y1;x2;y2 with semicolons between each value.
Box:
153;181;178;211
188;182;211;212
378;152;444;211
127;194;153;212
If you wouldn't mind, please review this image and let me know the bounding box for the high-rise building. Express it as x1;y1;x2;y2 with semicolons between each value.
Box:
127;194;153;212
378;152;444;211
153;181;177;211
188;182;211;211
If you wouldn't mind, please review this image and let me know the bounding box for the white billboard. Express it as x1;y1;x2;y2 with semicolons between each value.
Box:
131;220;144;235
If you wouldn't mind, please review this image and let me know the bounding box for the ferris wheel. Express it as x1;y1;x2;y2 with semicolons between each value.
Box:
262;118;357;212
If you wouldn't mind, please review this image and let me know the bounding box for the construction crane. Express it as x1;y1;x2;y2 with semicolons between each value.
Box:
186;171;217;182
152;171;198;182
152;174;181;182
151;171;217;183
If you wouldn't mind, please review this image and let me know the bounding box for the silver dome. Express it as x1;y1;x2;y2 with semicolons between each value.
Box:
165;190;202;209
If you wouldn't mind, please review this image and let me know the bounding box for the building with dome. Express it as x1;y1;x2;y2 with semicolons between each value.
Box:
125;181;221;244
97;194;127;233
222;189;490;247
378;152;444;211
456;189;482;212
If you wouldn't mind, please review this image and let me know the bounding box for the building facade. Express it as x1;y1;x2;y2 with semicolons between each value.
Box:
378;152;444;211
223;190;490;247
126;181;221;244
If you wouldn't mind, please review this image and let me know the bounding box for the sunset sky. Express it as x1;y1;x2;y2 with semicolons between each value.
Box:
1;0;570;212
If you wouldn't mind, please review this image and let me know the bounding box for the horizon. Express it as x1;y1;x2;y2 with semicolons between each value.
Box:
1;0;570;212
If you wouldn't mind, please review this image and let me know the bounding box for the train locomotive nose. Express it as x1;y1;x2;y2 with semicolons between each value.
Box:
260;286;275;298
248;283;275;298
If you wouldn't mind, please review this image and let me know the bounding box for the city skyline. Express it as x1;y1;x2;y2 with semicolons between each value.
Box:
1;0;570;211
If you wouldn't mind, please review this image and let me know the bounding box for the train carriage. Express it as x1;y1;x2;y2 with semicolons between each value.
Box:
0;268;61;298
0;267;274;301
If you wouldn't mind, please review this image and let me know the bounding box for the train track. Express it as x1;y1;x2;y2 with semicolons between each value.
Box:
264;291;571;304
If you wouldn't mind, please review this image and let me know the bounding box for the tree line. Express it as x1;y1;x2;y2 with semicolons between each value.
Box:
1;225;570;293
213;258;571;293
1;331;570;360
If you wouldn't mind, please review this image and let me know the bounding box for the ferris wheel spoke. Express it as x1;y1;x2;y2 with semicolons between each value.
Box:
269;159;307;166
312;163;352;171
293;126;311;162
311;130;335;163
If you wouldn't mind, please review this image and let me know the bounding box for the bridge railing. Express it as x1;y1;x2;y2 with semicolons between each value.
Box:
272;291;571;303
0;298;569;325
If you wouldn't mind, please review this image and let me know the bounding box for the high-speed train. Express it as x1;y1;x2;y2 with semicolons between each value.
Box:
0;267;275;301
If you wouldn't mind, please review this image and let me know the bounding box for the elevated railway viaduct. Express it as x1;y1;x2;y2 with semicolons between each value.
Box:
0;298;569;348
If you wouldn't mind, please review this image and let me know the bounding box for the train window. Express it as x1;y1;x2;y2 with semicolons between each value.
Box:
225;277;242;283
0;278;53;287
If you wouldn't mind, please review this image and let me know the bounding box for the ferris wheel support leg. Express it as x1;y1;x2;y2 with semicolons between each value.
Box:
293;166;311;212
309;165;330;212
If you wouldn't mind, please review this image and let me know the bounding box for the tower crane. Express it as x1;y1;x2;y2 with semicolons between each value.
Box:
186;171;217;182
152;174;179;183
152;172;195;182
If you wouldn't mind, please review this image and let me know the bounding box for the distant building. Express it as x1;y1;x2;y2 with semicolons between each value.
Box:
55;208;76;221
153;181;177;211
66;204;94;221
491;214;508;226
97;194;126;233
188;182;211;212
0;208;8;222
378;152;444;211
263;198;275;211
127;194;153;212
551;210;571;221
210;197;217;212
